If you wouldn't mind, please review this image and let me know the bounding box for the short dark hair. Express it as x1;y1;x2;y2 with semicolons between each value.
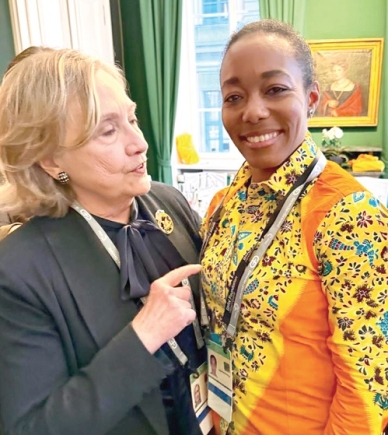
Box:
223;19;315;89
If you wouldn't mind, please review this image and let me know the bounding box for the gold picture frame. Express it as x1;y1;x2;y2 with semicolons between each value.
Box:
308;38;384;127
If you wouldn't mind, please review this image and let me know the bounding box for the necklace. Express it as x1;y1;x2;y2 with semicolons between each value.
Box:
331;79;353;101
332;89;344;101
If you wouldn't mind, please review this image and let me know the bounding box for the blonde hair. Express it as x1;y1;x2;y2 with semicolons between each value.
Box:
5;46;54;74
0;49;127;219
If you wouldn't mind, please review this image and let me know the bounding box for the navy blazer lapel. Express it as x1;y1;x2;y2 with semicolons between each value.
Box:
38;211;138;349
136;196;200;266
136;192;201;307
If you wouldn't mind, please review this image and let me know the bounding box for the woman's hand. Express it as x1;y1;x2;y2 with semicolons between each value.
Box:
132;264;201;354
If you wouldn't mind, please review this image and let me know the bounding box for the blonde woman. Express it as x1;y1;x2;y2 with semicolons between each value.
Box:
0;49;205;435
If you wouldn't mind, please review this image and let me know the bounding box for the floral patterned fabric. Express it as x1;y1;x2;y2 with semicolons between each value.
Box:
201;134;388;435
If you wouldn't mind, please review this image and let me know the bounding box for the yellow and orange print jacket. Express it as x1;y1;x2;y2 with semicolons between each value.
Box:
201;134;388;435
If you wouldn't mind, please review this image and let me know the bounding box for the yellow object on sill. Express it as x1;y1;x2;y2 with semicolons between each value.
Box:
349;154;385;172
176;133;200;165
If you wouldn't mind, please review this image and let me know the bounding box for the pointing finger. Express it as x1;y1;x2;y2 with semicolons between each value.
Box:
158;264;201;288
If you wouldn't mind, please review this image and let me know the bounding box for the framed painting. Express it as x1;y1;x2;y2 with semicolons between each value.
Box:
308;38;384;127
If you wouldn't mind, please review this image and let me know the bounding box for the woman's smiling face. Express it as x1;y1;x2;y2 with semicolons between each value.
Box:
220;34;319;182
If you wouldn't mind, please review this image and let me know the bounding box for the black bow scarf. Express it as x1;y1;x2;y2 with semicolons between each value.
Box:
93;205;205;435
94;201;187;301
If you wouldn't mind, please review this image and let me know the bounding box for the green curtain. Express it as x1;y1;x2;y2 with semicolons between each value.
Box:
382;6;388;178
258;0;307;34
119;0;182;184
0;0;15;77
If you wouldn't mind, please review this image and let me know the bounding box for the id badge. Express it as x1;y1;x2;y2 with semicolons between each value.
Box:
190;362;213;435
207;337;233;423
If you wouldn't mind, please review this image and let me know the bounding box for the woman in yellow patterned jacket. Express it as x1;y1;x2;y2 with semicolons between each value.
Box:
201;19;388;435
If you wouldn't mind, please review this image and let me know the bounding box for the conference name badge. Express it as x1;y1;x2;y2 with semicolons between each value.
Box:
190;362;213;434
207;337;233;423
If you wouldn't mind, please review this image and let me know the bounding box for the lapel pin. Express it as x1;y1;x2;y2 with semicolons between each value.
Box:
155;209;174;234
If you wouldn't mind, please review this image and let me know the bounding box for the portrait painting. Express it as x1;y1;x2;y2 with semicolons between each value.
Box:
308;39;384;127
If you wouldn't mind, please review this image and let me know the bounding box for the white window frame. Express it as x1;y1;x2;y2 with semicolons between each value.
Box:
173;0;259;175
8;0;114;63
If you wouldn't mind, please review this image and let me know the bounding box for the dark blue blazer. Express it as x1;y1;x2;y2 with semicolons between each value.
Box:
0;182;202;435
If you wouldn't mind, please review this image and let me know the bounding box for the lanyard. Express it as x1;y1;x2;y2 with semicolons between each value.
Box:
71;202;204;366
200;152;327;338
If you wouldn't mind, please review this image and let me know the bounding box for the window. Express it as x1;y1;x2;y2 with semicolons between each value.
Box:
8;0;114;64
175;0;260;164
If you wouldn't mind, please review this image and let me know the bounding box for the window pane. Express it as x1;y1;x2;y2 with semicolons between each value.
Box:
193;0;259;154
203;0;228;24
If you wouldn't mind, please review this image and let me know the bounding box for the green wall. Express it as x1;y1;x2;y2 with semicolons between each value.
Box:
0;0;15;77
304;0;386;149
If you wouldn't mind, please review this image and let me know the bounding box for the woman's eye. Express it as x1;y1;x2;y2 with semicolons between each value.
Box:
267;86;287;95
224;95;240;103
129;118;140;127
102;128;116;137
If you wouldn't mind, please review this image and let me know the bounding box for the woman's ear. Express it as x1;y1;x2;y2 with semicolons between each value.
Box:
39;156;61;180
308;81;320;112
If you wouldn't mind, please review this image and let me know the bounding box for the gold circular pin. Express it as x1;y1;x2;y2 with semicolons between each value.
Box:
155;209;174;234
